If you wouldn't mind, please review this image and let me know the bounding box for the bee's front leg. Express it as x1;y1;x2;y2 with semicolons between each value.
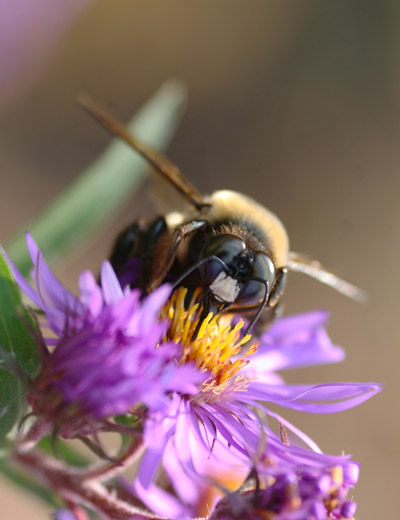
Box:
254;268;287;334
148;219;208;292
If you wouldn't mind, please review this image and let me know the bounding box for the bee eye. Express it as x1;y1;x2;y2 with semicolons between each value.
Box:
237;253;276;304
199;235;247;283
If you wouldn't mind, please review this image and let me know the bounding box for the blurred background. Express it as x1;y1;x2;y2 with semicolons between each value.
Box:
0;1;398;518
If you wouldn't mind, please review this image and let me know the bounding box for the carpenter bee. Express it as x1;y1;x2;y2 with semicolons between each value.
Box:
79;97;365;334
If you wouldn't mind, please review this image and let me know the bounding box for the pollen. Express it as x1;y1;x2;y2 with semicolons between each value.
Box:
160;287;258;387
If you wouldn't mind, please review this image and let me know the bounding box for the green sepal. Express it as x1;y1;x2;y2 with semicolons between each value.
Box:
0;251;40;441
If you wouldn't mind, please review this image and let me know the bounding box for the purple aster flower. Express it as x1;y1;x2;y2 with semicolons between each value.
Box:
133;411;360;519
131;288;381;516
209;450;358;520
137;430;360;519
5;235;203;437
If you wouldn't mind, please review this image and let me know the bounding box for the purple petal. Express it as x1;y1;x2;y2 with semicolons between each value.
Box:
163;438;205;503
245;381;383;413
255;310;344;372
263;407;322;452
100;261;123;305
27;234;79;312
341;501;357;518
1;247;41;308
133;479;189;519
138;283;172;333
264;310;330;340
137;449;164;489
253;331;345;372
78;270;103;316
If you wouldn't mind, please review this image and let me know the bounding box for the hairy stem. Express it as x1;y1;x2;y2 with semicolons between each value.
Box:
18;417;51;452
14;449;163;520
78;435;144;483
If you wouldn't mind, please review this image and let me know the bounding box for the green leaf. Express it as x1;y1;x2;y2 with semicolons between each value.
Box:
38;436;89;468
0;459;58;507
0;252;40;441
5;80;187;275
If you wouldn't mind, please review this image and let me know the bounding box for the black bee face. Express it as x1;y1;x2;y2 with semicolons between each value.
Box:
198;234;276;306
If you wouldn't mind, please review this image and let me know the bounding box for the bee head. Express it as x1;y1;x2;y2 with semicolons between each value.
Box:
198;234;276;307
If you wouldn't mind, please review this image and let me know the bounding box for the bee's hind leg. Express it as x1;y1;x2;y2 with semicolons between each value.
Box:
109;217;168;290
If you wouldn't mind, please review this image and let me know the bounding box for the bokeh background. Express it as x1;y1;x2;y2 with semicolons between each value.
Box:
0;1;399;518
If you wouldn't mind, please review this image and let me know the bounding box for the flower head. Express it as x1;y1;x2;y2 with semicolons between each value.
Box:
133;288;381;517
6;235;203;436
210;458;358;520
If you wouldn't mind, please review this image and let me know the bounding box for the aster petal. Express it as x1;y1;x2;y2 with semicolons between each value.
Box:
266;434;349;469
174;400;201;475
138;283;172;333
164;439;203;503
144;398;180;452
254;310;345;372
133;479;189;519
253;330;344;372
244;381;383;413
199;403;257;456
1;247;42;308
100;261;123;304
27;233;81;315
264;310;330;339
137;449;165;489
262;408;322;452
78;270;103;316
159;361;205;396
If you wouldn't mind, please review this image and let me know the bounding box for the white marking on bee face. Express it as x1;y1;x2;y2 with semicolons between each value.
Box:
209;272;240;303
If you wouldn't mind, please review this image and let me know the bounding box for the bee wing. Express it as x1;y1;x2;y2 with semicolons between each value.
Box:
287;251;368;303
77;94;207;210
147;169;195;214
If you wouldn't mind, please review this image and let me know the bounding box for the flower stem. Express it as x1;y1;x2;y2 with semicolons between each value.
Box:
18;417;51;452
13;449;163;520
78;435;144;483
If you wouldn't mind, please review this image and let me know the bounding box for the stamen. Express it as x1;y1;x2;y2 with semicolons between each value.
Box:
161;288;258;392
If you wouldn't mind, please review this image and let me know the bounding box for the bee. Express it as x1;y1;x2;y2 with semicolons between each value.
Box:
79;96;365;334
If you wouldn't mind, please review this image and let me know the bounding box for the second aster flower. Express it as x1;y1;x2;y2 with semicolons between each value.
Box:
6;235;202;437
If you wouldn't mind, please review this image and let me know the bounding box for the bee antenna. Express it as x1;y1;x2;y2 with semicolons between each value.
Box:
172;255;229;289
243;278;269;336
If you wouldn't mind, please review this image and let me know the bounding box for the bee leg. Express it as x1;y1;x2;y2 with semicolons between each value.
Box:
252;268;287;334
148;219;208;291
109;220;147;266
267;267;287;307
110;217;168;290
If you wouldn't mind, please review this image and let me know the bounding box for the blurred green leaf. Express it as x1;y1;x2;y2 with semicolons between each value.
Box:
5;80;187;275
0;252;40;441
0;459;57;507
38;436;89;468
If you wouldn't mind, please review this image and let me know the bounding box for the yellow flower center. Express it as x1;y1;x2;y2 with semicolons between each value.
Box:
161;288;258;391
